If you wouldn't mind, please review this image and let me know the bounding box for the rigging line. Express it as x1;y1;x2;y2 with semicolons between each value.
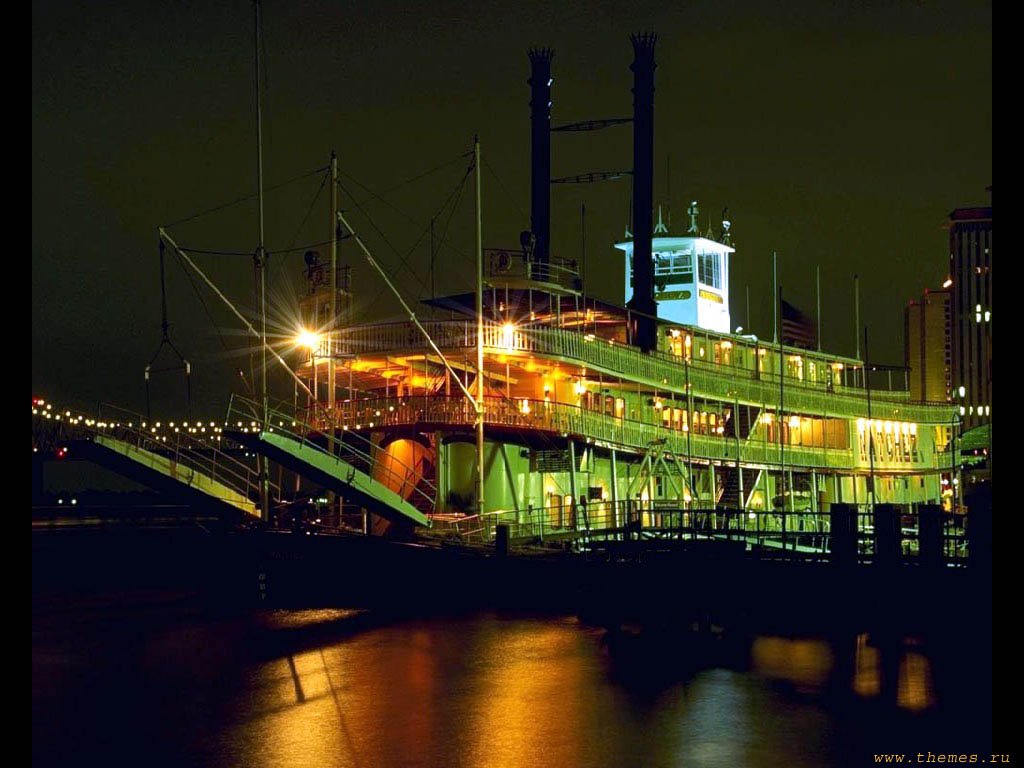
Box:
406;160;473;279
171;247;253;256
270;167;331;283
338;159;476;263
159;228;313;399
337;158;473;232
162;165;328;229
347;150;473;201
173;236;344;259
169;245;233;352
482;156;526;220
338;176;432;303
337;166;470;299
349;159;473;309
360;162;472;313
427;169;469;284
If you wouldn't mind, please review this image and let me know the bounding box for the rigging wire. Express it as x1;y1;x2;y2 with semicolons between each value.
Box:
366;170;468;311
337;154;474;310
166;150;469;259
270;166;331;284
161;165;328;229
362;151;472;200
168;244;234;354
482;156;526;221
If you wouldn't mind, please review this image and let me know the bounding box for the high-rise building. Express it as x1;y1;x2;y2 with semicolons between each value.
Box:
904;286;952;403
780;298;817;351
948;191;992;429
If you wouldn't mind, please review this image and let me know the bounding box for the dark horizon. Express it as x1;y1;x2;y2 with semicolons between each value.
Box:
32;0;992;418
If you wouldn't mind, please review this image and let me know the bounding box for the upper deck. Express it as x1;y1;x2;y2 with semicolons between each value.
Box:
328;317;951;425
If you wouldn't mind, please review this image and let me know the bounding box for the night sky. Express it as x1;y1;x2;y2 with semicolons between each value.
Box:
32;0;991;418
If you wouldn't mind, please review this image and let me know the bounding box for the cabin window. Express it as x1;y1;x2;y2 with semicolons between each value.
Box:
715;341;733;366
668;330;684;357
787;355;804;381
831;364;844;390
615;398;625;419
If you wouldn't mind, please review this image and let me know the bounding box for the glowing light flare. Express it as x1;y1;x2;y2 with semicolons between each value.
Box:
296;328;322;351
500;322;518;350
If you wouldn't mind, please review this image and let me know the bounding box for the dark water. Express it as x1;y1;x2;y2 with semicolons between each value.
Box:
32;590;992;768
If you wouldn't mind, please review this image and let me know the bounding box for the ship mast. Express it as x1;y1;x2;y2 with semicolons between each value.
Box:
474;136;485;517
329;149;338;412
253;0;270;523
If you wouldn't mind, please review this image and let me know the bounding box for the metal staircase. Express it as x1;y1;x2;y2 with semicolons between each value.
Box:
226;396;434;528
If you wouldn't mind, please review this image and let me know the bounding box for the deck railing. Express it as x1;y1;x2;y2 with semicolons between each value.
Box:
314;394;871;471
332;320;952;424
441;501;969;565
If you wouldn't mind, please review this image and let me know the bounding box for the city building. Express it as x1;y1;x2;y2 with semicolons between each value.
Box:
948;192;992;430
904;286;952;404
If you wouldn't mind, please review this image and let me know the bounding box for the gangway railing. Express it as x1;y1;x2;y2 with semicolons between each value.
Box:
444;500;968;565
31;401;278;517
226;394;438;514
94;402;279;510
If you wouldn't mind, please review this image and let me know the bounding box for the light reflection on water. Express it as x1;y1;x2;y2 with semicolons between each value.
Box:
32;601;984;768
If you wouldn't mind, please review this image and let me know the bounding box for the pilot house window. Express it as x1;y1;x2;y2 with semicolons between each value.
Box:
697;253;721;289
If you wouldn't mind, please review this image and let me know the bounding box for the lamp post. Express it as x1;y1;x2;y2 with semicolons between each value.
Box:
952;385;965;514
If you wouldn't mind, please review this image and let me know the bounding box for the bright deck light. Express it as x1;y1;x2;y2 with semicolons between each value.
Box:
297;329;321;350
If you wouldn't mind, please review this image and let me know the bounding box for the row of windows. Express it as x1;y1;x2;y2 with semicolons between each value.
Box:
761;415;849;450
659;407;729;436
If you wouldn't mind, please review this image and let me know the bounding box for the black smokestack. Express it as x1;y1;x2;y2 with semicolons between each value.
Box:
528;47;553;268
627;32;657;352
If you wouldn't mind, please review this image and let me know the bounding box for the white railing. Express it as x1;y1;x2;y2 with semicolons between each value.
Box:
333;320;953;424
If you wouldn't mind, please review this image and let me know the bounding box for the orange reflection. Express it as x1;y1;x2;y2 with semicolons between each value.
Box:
897;651;935;711
464;621;588;768
852;633;880;698
749;636;833;691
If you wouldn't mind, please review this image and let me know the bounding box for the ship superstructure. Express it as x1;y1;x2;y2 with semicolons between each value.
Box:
291;36;955;540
